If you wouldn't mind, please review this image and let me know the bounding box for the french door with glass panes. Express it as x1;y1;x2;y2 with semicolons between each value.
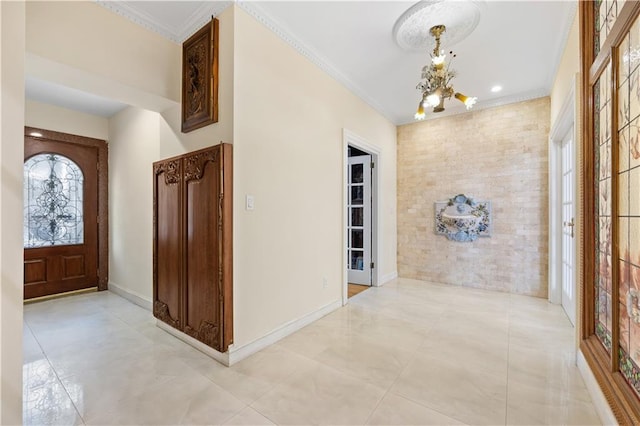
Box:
561;127;576;326
347;155;371;285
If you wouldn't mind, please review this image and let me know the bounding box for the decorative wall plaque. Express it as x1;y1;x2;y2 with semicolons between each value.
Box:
435;194;491;242
181;18;219;133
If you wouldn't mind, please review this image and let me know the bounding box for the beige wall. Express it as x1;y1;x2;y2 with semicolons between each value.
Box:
231;8;397;349
25;100;109;140
0;1;25;423
550;9;579;126
108;107;160;302
103;4;397;352
26;1;180;105
397;98;550;297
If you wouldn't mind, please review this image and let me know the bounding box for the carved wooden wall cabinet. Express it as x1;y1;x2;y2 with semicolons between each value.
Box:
153;143;232;352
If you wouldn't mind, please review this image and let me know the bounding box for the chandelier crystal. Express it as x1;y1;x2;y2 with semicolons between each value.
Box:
414;25;477;120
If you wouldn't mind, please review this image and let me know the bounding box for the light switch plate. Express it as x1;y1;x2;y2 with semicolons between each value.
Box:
246;195;255;211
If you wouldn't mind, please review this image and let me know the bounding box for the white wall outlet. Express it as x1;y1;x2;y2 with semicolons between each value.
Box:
322;277;328;288
246;195;255;211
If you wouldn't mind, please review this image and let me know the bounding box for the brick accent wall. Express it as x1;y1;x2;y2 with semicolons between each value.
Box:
397;97;550;297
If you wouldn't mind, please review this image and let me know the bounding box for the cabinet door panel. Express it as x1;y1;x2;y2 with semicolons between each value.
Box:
184;148;222;350
153;160;182;329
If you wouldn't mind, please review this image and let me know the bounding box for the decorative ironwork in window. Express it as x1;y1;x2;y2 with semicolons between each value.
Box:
23;153;84;248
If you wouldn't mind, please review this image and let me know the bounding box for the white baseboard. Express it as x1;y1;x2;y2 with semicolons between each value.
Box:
227;299;342;365
108;281;152;311
156;320;230;366
577;349;617;425
155;298;342;366
379;271;398;285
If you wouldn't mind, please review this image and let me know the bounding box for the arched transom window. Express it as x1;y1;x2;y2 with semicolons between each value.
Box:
23;153;84;248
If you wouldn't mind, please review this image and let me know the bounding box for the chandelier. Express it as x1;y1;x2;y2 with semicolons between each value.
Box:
414;25;477;120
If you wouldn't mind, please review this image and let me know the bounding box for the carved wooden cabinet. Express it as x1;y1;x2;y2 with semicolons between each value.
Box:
153;143;233;352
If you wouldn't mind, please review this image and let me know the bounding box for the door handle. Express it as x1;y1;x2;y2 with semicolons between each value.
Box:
563;218;575;238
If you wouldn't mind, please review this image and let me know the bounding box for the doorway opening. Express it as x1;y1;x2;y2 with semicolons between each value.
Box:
343;130;379;304
23;127;109;300
549;76;578;327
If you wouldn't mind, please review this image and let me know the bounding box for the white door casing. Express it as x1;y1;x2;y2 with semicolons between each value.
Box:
347;154;372;285
342;129;380;306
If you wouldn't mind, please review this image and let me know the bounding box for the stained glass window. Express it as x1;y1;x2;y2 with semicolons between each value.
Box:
619;14;640;398
585;0;640;414
596;0;621;57
23;153;84;248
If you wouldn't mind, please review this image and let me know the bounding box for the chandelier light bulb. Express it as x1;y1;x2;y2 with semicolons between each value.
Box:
426;93;441;107
455;92;478;110
464;96;478;109
432;54;446;67
415;100;426;120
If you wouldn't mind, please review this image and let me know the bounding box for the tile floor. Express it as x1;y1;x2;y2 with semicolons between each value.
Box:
23;278;602;425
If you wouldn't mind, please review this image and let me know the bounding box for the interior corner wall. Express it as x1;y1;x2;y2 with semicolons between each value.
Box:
231;7;397;350
550;9;579;126
0;1;25;423
108;107;160;303
25;100;109;140
397;98;550;297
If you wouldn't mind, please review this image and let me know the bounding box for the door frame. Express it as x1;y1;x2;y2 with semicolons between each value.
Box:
548;75;578;310
25;126;109;291
342;129;379;305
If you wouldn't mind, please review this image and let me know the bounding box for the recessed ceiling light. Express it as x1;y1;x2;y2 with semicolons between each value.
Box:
491;85;502;93
29;132;43;137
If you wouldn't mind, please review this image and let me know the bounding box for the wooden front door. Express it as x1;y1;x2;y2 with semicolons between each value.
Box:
23;130;105;299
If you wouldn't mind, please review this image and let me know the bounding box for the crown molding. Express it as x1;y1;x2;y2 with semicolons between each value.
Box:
95;1;232;44
95;1;180;42
236;1;397;125
93;1;571;128
95;0;396;122
545;0;578;91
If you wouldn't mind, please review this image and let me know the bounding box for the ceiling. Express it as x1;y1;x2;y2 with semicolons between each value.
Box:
26;1;576;125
